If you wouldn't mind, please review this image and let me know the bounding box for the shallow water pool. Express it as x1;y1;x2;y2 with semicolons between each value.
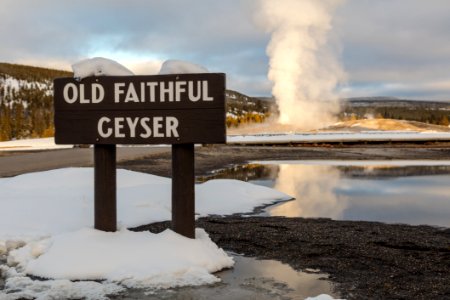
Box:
202;160;450;227
119;254;337;300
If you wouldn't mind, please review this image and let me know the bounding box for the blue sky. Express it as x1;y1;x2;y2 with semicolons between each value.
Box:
1;0;450;100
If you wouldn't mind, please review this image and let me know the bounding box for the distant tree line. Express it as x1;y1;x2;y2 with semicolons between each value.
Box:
0;86;55;140
4;62;449;141
340;106;450;126
0;62;71;82
225;90;275;128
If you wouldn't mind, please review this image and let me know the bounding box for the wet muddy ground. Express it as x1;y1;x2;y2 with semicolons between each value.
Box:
134;217;450;299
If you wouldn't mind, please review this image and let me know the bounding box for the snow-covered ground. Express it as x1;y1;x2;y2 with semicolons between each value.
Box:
0;168;293;299
0;137;72;151
227;131;450;144
254;159;450;167
3;130;450;152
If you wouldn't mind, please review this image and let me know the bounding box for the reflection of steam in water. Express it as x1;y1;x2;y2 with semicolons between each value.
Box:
268;164;348;218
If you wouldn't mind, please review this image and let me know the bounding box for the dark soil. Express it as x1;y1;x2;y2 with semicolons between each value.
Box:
133;217;450;300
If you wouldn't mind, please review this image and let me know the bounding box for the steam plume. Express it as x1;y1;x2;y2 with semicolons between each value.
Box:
258;0;345;130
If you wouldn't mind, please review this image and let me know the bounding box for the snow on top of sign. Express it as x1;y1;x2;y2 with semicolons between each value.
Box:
72;57;134;79
71;57;208;79
158;59;209;75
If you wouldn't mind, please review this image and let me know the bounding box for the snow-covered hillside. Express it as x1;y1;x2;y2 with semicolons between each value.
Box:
0;63;71;141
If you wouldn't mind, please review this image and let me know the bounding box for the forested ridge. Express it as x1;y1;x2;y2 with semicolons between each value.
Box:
0;63;72;140
1;62;449;141
341;99;450;126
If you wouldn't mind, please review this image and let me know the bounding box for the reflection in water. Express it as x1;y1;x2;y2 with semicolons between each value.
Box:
270;164;348;219
204;161;450;227
124;254;337;300
265;163;450;227
216;255;337;299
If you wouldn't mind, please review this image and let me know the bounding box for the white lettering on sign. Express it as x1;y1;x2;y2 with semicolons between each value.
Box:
111;80;214;103
188;81;201;102
92;84;105;103
63;83;78;104
114;118;125;138
160;82;174;102
146;82;158;102
114;83;126;103
175;81;186;102
63;83;105;104
97;116;180;139
63;80;214;105
98;117;113;138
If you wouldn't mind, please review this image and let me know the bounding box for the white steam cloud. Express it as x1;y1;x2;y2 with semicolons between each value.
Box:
258;0;346;130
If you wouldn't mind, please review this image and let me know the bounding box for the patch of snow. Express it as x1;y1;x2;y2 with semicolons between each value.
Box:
0;137;72;151
227;131;450;144
4;77;20;90
9;228;233;288
0;167;290;298
0;168;290;240
197;179;292;216
158;60;209;75
72;57;134;79
1;267;124;300
253;159;450;167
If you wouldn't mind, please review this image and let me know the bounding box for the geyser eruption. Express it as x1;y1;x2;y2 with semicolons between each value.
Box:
259;0;345;130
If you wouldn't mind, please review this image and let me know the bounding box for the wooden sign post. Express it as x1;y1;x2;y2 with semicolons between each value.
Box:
54;73;226;237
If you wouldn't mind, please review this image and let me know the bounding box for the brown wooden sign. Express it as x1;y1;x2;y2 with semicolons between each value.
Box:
54;73;226;144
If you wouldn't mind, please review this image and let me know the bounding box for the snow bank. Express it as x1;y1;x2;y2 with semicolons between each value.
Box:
0;168;291;240
158;59;209;74
197;179;291;215
9;228;233;288
0;167;290;298
1;275;124;300
72;57;134;79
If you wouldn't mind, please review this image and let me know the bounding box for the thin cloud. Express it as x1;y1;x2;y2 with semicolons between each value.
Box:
0;0;450;99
